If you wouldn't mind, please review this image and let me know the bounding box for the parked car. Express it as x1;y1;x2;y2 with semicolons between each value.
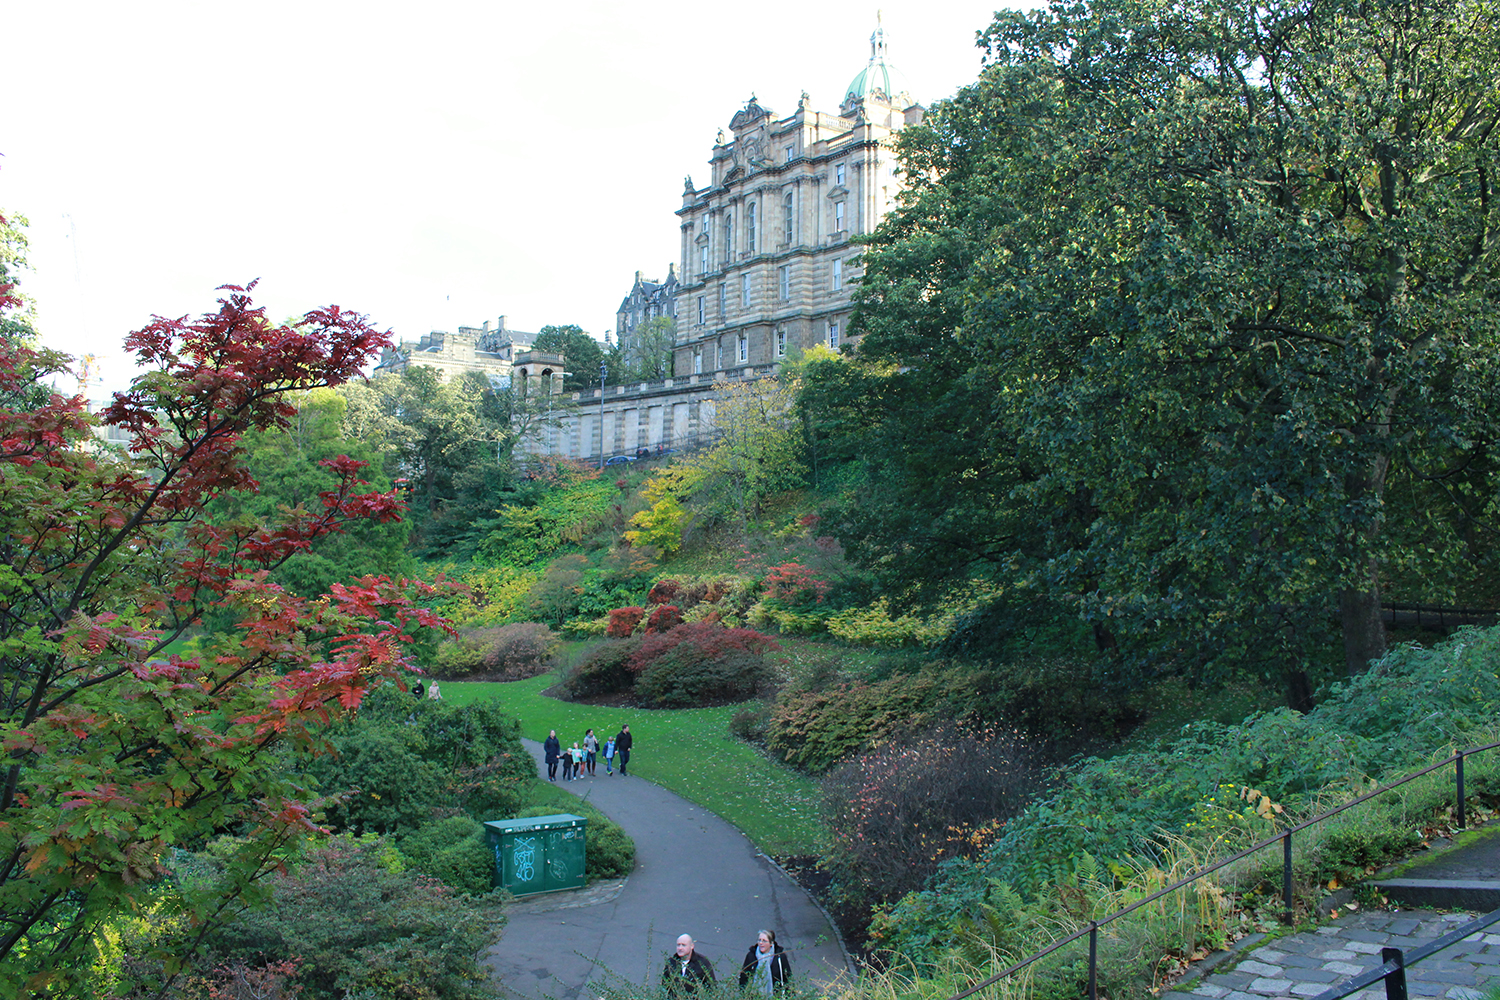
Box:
604;455;636;466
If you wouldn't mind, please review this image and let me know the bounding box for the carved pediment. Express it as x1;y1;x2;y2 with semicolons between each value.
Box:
730;94;772;131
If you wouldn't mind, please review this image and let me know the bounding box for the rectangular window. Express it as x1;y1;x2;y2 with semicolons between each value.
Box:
738;335;748;362
697;296;705;325
718;283;726;319
783;191;794;244
835;162;846;186
723;213;733;262
832;258;843;291
784;144;794;163
741;273;751;308
778;265;790;300
747;202;757;255
776;329;787;357
827;321;840;348
694;350;703;374
834;201;845;232
717;343;724;370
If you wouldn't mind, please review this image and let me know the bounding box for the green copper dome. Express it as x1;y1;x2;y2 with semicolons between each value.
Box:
844;19;912;109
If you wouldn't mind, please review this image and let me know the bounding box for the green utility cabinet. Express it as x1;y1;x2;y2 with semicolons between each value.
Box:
483;814;587;896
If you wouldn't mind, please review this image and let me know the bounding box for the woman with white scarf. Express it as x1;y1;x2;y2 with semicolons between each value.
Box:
738;929;791;995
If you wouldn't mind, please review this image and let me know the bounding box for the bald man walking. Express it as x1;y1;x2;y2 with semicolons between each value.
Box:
662;934;715;995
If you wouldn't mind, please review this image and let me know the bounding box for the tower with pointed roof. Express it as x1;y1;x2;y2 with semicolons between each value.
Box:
672;23;923;376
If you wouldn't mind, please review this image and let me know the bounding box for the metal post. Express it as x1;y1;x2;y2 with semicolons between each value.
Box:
598;362;607;469
1283;832;1294;925
1088;922;1098;1000
1381;947;1408;1000
1457;751;1467;830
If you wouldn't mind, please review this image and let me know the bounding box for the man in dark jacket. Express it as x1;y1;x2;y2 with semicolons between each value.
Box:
662;934;714;994
614;724;633;776
543;730;561;782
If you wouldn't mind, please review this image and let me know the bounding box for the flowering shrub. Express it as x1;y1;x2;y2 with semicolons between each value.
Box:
645;604;684;633
606;606;645;637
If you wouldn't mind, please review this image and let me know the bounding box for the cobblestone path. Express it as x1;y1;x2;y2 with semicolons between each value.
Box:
1162;911;1498;1000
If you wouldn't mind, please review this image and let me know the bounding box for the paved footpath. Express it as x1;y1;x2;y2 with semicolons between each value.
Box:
485;739;851;1000
1162;910;1500;1000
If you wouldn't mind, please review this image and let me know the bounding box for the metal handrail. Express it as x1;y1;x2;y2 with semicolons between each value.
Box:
1307;906;1500;1000
943;740;1500;1000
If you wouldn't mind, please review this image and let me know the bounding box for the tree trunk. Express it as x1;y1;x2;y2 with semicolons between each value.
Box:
1338;565;1387;676
1283;667;1314;713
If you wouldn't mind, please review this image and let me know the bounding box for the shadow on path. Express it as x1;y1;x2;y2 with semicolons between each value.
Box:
485;738;851;1000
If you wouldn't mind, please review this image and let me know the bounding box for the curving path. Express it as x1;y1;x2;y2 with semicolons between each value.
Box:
485;739;852;1000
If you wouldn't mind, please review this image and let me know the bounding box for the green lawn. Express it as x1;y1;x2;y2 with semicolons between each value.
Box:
442;675;827;857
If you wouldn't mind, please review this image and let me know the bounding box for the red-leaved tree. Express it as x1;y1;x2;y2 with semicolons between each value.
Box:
0;284;452;997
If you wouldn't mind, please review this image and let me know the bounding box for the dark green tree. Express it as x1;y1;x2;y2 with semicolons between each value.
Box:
622;316;676;381
532;324;606;391
837;0;1500;699
340;367;509;553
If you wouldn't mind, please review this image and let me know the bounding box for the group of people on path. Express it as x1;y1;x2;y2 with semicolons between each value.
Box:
542;724;632;781
540;732;796;996
662;932;791;997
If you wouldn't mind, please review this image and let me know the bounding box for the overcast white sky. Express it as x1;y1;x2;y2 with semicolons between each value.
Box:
6;0;1011;398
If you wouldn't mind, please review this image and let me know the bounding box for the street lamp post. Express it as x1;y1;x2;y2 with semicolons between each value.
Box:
598;361;607;470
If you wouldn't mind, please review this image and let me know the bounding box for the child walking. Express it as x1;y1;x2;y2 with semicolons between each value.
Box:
603;735;616;775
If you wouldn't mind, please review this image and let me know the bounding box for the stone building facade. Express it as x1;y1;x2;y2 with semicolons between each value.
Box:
671;23;922;377
379;24;921;461
523;365;778;462
615;267;679;351
372;316;536;382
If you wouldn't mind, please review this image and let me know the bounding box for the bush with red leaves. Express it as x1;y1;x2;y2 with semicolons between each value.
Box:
606;606;645;638
627;622;780;707
645;604;684;633
647;578;683;606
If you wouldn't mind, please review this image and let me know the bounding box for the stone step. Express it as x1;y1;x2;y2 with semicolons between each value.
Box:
1374;880;1500;911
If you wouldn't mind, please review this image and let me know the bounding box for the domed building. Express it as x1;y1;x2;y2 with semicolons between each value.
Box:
672;22;924;376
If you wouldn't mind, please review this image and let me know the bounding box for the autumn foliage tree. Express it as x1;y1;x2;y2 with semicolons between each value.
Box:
0;283;451;997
